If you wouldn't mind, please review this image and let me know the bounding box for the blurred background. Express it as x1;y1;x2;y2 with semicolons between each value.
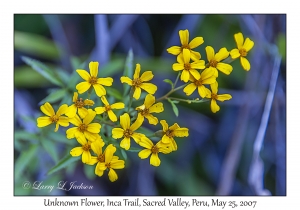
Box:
14;14;286;196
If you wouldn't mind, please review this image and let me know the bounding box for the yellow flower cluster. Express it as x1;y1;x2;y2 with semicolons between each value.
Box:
36;29;253;182
167;29;254;113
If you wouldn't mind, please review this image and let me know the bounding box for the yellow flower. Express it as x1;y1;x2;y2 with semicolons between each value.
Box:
95;96;125;122
138;137;172;167
76;61;113;97
65;92;94;118
96;144;125;182
112;113;145;150
230;32;254;71
183;67;216;98
37;102;69;132
160;120;189;151
205;46;233;76
167;29;204;61
172;49;205;83
70;136;103;164
66;109;101;142
206;82;232;113
136;94;164;125
120;63;157;100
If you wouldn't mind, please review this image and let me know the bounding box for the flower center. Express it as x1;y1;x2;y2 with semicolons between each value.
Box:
165;129;174;138
132;78;142;87
97;154;105;162
151;145;159;154
105;105;111;112
139;108;149;116
82;143;91;151
212;93;218;100
194;79;203;86
123;129;133;138
75;98;85;108
50;115;59;123
209;59;218;68
184;63;191;70
239;48;248;57
181;44;190;50
105;162;111;168
79;123;88;132
89;76;98;85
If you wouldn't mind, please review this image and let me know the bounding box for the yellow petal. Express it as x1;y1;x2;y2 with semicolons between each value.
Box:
120;137;131;150
83;131;98;142
112;128;124;139
198;85;209;98
216;63;233;75
210;82;218;94
144;94;155;108
180;70;190;82
72;92;78;102
91;139;104;156
97;162;107;171
139;137;154;149
84;99;94;106
70;147;83;157
76;82;91;94
76;69;90;81
138;149;152;159
130;113;143;131
108;168;118;182
89;61;98;77
215;47;229;62
120;113;130;130
240;57;251;71
179;29;189;45
76;133;87;145
110;159;125;169
87;123;101;133
230;48;241;59
205;46;215;62
93;84;106;97
107;110;117;122
69;114;82;126
211;99;220;113
95;107;106;114
243;38;254;52
95;164;104;177
78;107;88;119
189;69;200;80
133;87;141;100
172;63;184;71
189;37;204;49
66;127;77;139
40;102;55;117
150;153;161;167
149;102;164;113
82;151;91;163
97;77;113;86
169;123;180;131
110;102;125;109
65;105;77;118
131;133;144;144
120;76;133;85
190;60;205;69
217;94;232;102
162;135;172;144
58;116;69;127
37;116;52;127
166;46;181;55
54;123;60;132
104;144;116;163
140;71;154;82
177;52;184;64
234;32;244;49
201;67;215;80
83;109;96;125
190;50;201;61
182;48;191;64
56;104;68;116
173;128;189;137
183;83;197;96
86;157;99;165
133;63;141;79
145;114;158;125
100;96;109;106
160;120;169;132
139;83;157;94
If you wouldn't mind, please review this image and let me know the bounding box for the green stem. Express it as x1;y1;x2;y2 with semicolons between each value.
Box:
156;84;187;102
168;96;209;104
127;87;134;112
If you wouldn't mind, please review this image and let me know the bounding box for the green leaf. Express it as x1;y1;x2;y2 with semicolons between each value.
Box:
21;56;64;87
41;138;59;163
14;66;51;88
39;89;67;105
106;87;123;101
123;49;134;97
14;31;60;59
47;154;80;175
127;147;141;153
48;132;75;145
168;98;179;117
14;130;39;143
15;144;38;179
163;79;174;89
120;149;128;161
